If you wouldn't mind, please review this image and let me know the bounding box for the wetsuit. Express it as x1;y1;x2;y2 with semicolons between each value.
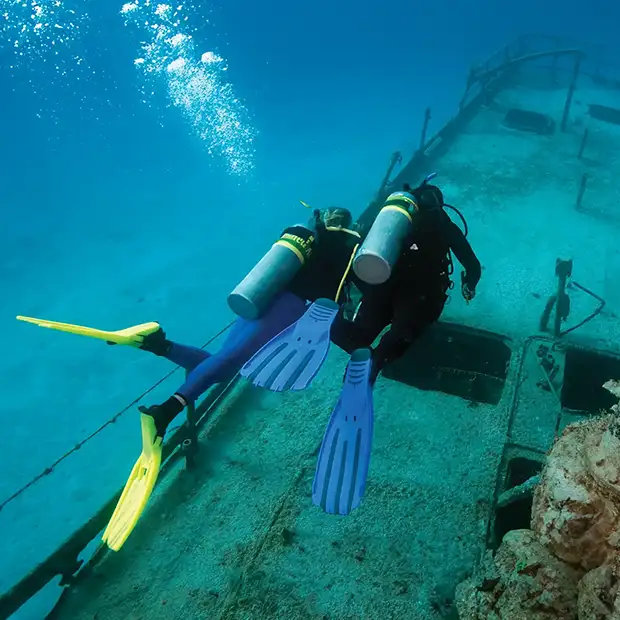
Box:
331;205;481;380
143;222;360;435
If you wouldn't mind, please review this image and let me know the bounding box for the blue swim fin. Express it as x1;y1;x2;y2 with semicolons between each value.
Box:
312;348;374;515
240;298;339;392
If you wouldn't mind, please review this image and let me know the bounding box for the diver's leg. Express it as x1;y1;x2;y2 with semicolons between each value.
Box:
180;293;308;400
371;323;423;377
144;293;308;435
137;327;211;371
166;344;211;371
139;292;309;373
330;297;390;354
329;312;367;354
371;291;444;380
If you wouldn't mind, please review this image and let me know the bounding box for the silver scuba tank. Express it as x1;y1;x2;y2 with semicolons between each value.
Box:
227;225;315;320
352;190;418;284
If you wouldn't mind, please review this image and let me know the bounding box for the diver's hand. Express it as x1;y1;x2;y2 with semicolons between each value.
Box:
461;271;476;303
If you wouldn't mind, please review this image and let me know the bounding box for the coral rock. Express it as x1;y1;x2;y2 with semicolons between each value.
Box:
602;380;620;431
531;418;620;571
454;551;500;619
577;564;620;619
455;529;581;619
603;379;620;400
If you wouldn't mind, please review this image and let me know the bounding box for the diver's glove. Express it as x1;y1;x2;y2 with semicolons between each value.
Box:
138;394;187;438
106;326;172;356
461;271;476;303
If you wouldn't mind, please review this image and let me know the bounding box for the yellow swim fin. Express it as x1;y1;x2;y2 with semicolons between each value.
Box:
15;315;160;347
102;413;163;552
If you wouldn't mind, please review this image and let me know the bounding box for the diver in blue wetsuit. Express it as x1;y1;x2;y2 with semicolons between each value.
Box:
92;206;363;553
136;207;362;439
15;207;362;552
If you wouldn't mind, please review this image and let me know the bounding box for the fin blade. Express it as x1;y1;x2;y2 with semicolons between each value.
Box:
241;299;338;392
289;333;331;391
112;322;161;342
312;349;374;515
102;414;163;551
239;325;297;389
16;315;160;345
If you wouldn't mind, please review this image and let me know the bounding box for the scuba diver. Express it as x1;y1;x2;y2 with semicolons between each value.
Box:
16;205;363;551
16;176;480;544
309;174;481;518
134;206;362;439
331;175;481;382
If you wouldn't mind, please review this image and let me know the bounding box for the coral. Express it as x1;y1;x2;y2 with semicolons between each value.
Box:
456;380;620;620
577;563;620;619
603;380;620;437
531;416;620;571
455;530;581;619
603;379;620;404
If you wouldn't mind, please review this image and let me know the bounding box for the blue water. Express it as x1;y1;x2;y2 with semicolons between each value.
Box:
1;0;619;616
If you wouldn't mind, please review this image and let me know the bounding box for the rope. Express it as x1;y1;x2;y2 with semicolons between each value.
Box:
0;320;235;513
335;243;359;304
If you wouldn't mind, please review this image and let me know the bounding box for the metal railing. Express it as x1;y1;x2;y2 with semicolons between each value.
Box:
360;34;587;235
0;322;236;620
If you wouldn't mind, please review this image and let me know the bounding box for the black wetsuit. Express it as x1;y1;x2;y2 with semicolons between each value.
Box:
331;206;481;379
285;224;360;302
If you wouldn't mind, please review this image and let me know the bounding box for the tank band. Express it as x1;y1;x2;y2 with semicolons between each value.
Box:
380;204;414;223
274;232;314;264
382;194;418;222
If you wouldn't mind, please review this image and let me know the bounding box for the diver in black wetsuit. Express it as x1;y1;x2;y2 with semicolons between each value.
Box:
331;182;481;382
133;207;361;438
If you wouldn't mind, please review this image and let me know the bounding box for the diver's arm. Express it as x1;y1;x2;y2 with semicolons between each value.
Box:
446;221;481;289
310;209;326;236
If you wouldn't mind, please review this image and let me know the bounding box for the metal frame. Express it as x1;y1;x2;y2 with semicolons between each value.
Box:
486;335;620;548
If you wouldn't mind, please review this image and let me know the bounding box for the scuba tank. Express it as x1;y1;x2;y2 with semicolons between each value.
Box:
227;224;315;320
352;189;419;285
353;172;469;285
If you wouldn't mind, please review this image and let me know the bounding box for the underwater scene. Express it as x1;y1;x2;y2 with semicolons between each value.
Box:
2;0;620;619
